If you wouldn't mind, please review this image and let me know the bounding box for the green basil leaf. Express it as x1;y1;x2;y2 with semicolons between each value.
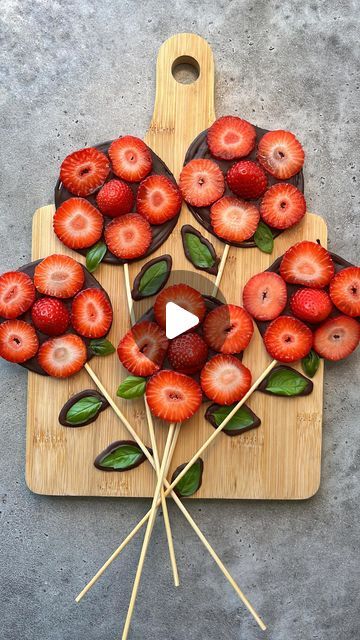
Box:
212;405;256;431
138;260;169;296
265;368;309;396
171;459;203;497
86;241;107;273
184;233;215;269
254;221;274;254
66;396;102;425
302;349;320;378
116;376;146;399
95;441;146;471
90;338;115;356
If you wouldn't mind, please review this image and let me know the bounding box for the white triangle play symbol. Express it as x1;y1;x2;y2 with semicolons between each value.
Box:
165;302;200;339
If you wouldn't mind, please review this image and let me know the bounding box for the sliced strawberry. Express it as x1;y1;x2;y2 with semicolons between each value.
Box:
104;213;152;260
179;159;225;207
53;198;103;249
136;175;182;224
280;241;335;288
313;315;360;361
226;161;267;200
34;254;84;298
154;284;206;330
31;298;70;336
290;288;332;324
108;136;152;182
329;267;360;317
71;288;112;338
260;183;306;230
200;354;252;405
60;147;110;196
203;304;253;353
168;333;208;374
243;272;287;321
117;321;168;377
210;196;260;243
0;271;35;319
146;370;202;422
207;116;256;160
0;320;39;363
96;179;134;217
264;315;313;363
257;130;305;179
38;333;87;377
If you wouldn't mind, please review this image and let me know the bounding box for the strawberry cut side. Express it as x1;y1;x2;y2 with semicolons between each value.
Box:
179;159;225;207
146;370;202;422
207;116;256;160
108;136;152;183
243;272;287;321
260;183;306;230
34;254;85;299
104;213;152;260
71;288;113;338
136;175;182;224
60;147;110;196
313;315;360;361
280;241;335;288
210;196;260;244
0;319;39;363
200;354;252;405
53;198;104;250
264;315;313;363
117;321;168;377
257;130;305;179
154;284;206;330
329;267;360;317
0;271;35;319
203;304;254;354
38;334;87;378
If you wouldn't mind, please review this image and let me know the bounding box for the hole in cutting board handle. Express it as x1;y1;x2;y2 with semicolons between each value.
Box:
172;56;200;84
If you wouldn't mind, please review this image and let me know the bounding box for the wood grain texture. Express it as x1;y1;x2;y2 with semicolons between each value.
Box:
26;33;326;498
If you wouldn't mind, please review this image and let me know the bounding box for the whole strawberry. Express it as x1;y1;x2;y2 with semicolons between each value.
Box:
31;297;70;336
290;288;332;324
168;333;208;375
96;179;134;217
226;160;267;200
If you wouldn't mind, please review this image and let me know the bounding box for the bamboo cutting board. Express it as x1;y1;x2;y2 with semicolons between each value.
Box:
26;33;326;499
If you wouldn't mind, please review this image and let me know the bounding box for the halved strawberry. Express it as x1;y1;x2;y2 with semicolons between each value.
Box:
243;272;287;321
60;147;110;196
168;333;208;374
53;198;104;249
104;213;152;260
31;297;70;336
71;288;112;338
34;254;84;298
118;321;168;377
226;161;267;199
313;315;360;361
210;196;260;243
290;288;332;324
280;241;335;288
154;284;206;330
146;370;202;422
0;271;35;319
203;304;253;353
108;136;152;182
38;333;87;377
200;354;252;405
0;320;39;363
264;315;313;362
257;130;305;179
329;267;360;317
136;175;182;224
260;183;306;229
179;159;225;207
207;116;256;160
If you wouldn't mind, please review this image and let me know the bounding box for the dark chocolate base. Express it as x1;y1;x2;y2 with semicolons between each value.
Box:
59;389;109;427
257;365;313;396
131;254;172;301
205;403;261;437
181;224;220;275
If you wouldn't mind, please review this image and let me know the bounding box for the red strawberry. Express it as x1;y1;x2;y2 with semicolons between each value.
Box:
71;288;112;338
0;320;39;363
200;354;252;405
257;130;305;179
168;333;208;374
117;321;168;376
329;267;360;317
243;272;287;321
290;288;332;324
154;284;206;330
136;175;182;224
210;196;260;243
34;254;84;298
38;333;87;377
207;116;256;160
146;370;202;422
226;161;267;199
53;198;103;249
203;304;253;354
179;159;225;207
264;315;313;362
31;298;70;336
313;315;360;361
95;179;134;217
60;147;110;196
260;183;306;229
108;136;152;182
104;213;152;260
280;241;335;288
0;271;35;319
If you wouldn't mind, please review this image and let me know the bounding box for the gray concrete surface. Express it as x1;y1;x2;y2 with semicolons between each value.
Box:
0;1;359;638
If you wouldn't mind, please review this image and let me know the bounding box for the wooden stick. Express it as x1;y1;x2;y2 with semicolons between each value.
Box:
212;243;230;296
123;262;136;326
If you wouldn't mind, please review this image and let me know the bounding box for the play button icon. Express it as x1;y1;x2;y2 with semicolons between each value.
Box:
165;302;200;339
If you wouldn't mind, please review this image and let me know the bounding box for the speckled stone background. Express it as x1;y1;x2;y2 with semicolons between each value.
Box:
0;1;359;638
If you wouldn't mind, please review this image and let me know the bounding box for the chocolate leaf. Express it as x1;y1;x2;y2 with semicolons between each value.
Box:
86;241;107;273
66;396;102;425
90;338;115;356
171;458;203;497
94;441;148;471
138;260;170;298
264;368;311;396
184;233;215;269
117;376;146;399
302;349;320;378
205;403;261;436
254;221;274;254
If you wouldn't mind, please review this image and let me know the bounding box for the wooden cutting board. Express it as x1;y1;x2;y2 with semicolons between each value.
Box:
26;33;326;499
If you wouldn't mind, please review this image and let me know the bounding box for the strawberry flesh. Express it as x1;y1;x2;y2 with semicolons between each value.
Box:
71;288;112;338
0;319;39;363
108;136;152;183
329;267;360;317
243;272;287;321
207;116;256;160
146;370;202;422
200;354;252;405
154;284;206;330
60;147;110;196
53;198;103;249
257;130;305;179
203;304;253;354
0;271;35;319
210;196;260;243
34;254;85;299
117;321;168;376
313;315;360;361
179;159;225;207
136;175;182;224
264;315;313;362
260;183;306;230
280;241;335;288
104;213;152;260
38;334;87;377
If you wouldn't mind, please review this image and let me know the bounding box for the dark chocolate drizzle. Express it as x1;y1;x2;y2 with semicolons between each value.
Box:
131;254;172;301
59;389;109;427
94;440;153;472
205;403;261;437
181;224;220;275
257;365;313;397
